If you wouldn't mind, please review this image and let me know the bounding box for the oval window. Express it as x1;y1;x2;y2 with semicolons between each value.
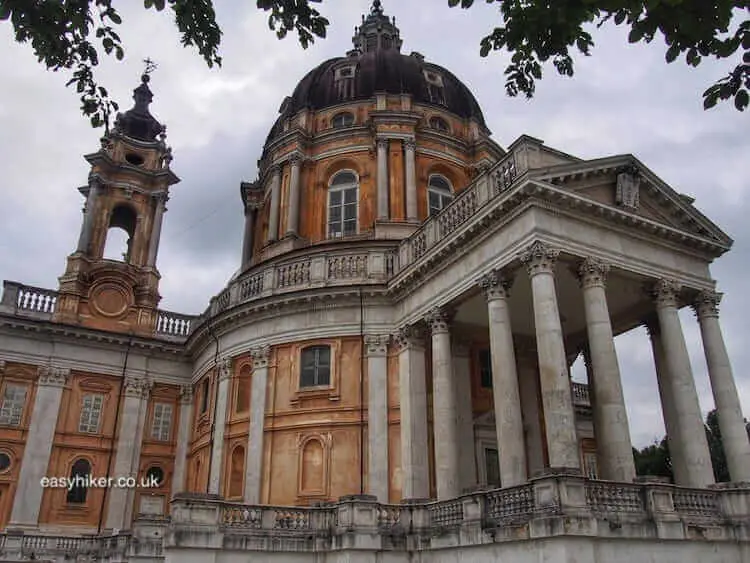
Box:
0;452;11;473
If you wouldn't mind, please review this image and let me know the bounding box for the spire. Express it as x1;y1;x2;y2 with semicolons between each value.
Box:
352;0;402;53
112;61;164;142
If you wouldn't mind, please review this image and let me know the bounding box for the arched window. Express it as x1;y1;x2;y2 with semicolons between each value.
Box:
331;112;354;129
66;458;91;504
328;171;358;238
300;345;331;388
429;116;449;132
103;204;137;262
235;365;251;413
428;174;454;216
228;445;245;498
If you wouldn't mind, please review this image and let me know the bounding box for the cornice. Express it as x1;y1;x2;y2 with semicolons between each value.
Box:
84;151;180;185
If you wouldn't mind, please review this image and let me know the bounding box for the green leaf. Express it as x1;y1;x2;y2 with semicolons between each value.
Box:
628;27;644;44
665;43;680;63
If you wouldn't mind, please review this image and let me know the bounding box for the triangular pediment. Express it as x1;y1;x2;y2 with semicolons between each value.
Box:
528;153;733;248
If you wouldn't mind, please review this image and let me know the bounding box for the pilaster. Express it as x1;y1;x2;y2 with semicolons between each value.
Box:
245;346;270;503
172;385;194;498
208;357;233;495
365;335;390;502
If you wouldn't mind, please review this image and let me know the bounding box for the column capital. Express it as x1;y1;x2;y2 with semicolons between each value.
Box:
288;153;303;166
269;164;282;177
376;138;389;151
425;307;453;334
692;289;722;319
519;241;560;276
392;324;425;351
576;257;610;289
252;346;271;369
179;384;194;405
151;191;169;205
651;278;682;309
37;365;70;387
404;138;417;151
123;376;151;399
365;334;389;357
218;357;233;381
479;269;512;301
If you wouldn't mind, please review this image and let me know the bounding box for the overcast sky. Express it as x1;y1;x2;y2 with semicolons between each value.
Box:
0;1;747;449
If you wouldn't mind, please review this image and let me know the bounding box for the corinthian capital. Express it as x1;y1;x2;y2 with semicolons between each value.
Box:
692;289;722;319
179;384;194;404
519;241;560;276
479;270;512;301
404;138;417;151
218;357;233;381
124;377;151;399
37;366;70;387
252;345;271;369
651;278;681;309
376;138;389;151
365;334;389;357
392;324;425;351
425;307;453;334
576;257;610;289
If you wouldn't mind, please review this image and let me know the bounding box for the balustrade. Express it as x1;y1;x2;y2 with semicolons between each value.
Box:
572;382;591;406
155;309;194;337
672;488;722;520
277;260;311;288
327;254;368;280
428;498;464;528
485;484;534;525
586;481;644;515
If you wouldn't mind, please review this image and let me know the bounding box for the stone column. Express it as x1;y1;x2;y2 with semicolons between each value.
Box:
376;139;389;220
426;307;460;499
365;335;390;502
147;192;168;267
404;139;418;221
171;385;194;498
10;366;69;528
645;318;688;485
245;346;270;503
577;258;635;482
105;377;151;531
241;202;257;269
77;178;100;253
208;358;232;495
693;290;750;482
394;325;429;499
652;279;714;487
267;165;282;243
480;270;527;486
452;341;477;492
285;155;302;237
520;241;580;470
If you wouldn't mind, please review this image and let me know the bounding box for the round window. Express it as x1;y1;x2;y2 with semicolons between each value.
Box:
0;452;11;473
146;466;164;487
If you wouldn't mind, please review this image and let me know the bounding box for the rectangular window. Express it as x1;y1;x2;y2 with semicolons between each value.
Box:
78;394;104;434
485;448;500;486
151;403;173;441
300;346;331;388
200;379;210;414
0;384;27;426
479;349;493;388
328;187;357;237
583;451;599;479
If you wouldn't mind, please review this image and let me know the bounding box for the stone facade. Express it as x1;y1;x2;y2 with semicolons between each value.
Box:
0;2;749;561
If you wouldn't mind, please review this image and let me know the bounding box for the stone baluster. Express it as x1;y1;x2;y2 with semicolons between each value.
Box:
404;139;418;221
267;165;282;243
10;366;69;527
693;290;750;482
171;385;194;497
519;241;580;470
376;139;389;220
480;270;527;486
393;325;429;499
426;307;460;499
652;279;714;487
286;154;302;237
245;346;270;503
105;377;151;530
147;192;168;267
576;258;635;482
208;358;233;495
365;335;390;502
77;178;100;254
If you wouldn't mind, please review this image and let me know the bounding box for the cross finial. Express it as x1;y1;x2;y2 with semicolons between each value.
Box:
143;58;158;76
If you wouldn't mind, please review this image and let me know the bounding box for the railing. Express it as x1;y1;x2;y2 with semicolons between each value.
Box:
0;281;58;318
0;533;131;560
221;504;316;533
673;488;722;520
572;382;590;406
484;483;534;525
428;498;464;528
586;481;645;515
155;309;195;338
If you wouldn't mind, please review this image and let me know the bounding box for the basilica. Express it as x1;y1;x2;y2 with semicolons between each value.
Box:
1;2;749;562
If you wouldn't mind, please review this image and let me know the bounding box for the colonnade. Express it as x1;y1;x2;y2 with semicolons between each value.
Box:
382;240;750;500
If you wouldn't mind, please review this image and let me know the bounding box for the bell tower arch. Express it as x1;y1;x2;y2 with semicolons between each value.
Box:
54;72;179;336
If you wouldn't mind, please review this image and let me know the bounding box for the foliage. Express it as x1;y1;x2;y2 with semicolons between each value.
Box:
1;0;747;129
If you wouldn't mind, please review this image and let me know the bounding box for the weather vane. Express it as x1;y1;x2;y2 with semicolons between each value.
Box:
143;58;158;75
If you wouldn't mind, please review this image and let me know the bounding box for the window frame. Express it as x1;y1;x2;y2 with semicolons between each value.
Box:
151;402;174;442
327;170;359;238
299;345;332;389
66;458;92;504
0;383;27;427
331;112;355;129
78;393;104;434
428;116;450;132
427;173;454;217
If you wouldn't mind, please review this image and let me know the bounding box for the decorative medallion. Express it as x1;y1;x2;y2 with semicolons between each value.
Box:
90;282;132;318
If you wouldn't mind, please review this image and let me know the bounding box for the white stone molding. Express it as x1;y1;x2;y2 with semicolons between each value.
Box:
692;289;721;319
37;365;70;387
425;307;452;335
479;270;512;301
0;360;5;375
123;376;151;398
392;324;425;351
218;357;233;381
615;167;640;210
519;241;560;276
179;384;193;404
364;334;389;357
577;257;610;289
651;278;681;309
252;345;271;369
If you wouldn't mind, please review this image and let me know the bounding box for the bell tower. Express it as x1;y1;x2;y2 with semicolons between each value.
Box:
54;70;179;336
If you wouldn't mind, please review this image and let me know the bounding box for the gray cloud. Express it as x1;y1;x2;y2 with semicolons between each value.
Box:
1;0;747;447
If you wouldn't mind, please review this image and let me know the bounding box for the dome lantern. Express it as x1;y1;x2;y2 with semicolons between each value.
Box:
352;0;402;53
